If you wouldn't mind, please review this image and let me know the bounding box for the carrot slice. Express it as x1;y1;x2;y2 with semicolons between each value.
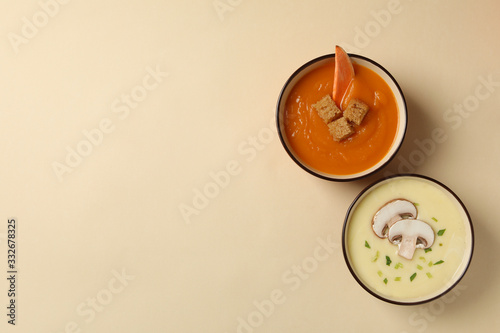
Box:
332;45;355;108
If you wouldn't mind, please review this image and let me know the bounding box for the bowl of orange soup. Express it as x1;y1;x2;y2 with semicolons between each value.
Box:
276;53;407;181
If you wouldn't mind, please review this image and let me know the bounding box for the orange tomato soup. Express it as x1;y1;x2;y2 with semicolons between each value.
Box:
284;60;399;175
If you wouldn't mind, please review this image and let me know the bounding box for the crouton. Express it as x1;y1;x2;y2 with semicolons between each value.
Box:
328;117;354;142
344;98;369;126
312;95;342;124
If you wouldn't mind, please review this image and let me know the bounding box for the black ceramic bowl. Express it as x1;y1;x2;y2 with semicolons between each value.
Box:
342;174;474;305
276;53;407;181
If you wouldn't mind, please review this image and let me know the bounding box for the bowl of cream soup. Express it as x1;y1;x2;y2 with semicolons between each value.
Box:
342;174;474;305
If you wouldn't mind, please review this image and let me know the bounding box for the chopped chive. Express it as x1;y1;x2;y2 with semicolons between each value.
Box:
365;240;371;249
434;260;444;265
410;273;417;281
432;217;438;222
428;261;433;267
377;270;383;277
394;277;401;281
417;265;423;270
383;278;388;285
386;256;392;266
414;203;419;206
419;256;426;262
426;272;433;278
394;262;403;269
425;248;432;253
439;243;443;246
372;251;380;262
437;229;446;236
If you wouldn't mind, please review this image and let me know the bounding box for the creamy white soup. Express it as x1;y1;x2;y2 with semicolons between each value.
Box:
345;176;472;302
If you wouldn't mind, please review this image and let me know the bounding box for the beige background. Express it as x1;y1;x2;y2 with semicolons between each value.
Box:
1;0;499;332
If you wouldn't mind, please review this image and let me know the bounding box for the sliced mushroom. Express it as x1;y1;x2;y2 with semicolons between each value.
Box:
388;219;435;260
372;199;417;238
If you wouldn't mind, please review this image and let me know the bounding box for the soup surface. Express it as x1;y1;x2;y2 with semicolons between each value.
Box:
346;177;469;301
284;59;399;175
